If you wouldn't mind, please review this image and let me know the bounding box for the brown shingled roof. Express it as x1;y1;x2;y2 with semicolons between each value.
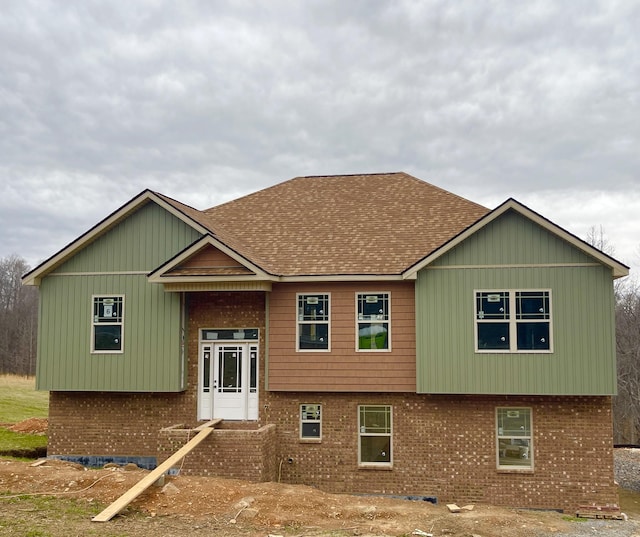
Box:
200;172;489;276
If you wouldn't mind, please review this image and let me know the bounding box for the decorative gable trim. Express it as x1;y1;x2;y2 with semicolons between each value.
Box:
22;190;210;286
147;234;278;285
403;198;629;280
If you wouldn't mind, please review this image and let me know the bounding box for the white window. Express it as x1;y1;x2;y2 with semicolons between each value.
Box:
358;405;392;467
475;290;552;352
356;293;390;351
300;404;322;441
91;295;124;353
496;407;533;470
297;294;330;351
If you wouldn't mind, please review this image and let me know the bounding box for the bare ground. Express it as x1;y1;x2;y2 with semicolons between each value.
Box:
1;419;639;537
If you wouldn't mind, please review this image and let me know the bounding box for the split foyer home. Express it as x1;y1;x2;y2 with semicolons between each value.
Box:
22;172;629;512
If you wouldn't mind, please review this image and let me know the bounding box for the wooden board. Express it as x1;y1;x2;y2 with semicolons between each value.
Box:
92;426;215;522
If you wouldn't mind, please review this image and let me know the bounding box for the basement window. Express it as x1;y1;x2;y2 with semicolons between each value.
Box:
475;290;552;352
358;405;392;467
91;295;124;353
300;404;322;441
297;294;330;351
496;408;533;470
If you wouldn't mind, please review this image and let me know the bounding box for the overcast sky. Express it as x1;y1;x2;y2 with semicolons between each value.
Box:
1;1;638;277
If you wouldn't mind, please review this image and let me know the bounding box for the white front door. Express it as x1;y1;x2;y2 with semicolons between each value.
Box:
198;342;258;421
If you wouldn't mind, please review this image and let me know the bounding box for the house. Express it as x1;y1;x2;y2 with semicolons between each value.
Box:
22;172;629;512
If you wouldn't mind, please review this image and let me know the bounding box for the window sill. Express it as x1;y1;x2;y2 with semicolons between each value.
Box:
475;350;552;354
496;467;534;474
358;464;393;471
299;438;322;444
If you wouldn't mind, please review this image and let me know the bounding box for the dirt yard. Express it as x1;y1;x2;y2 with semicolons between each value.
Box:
1;419;639;537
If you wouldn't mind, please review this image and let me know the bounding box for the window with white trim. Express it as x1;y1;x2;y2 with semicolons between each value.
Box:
297;294;329;351
91;295;124;353
496;407;533;470
475;290;551;352
358;405;392;466
356;293;390;351
300;404;322;441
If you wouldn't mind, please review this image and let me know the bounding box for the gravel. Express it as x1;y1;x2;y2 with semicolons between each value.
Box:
543;448;640;537
615;448;640;493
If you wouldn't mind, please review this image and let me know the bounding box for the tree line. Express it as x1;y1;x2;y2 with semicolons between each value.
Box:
0;255;37;376
1;249;639;442
613;278;640;444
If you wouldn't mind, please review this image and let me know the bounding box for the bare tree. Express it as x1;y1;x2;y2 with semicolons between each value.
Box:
614;280;640;444
0;255;38;376
584;227;640;444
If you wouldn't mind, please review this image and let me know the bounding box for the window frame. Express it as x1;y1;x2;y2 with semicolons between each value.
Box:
496;407;534;471
474;289;553;353
299;403;322;442
355;292;391;352
358;404;393;468
91;295;125;354
296;293;331;352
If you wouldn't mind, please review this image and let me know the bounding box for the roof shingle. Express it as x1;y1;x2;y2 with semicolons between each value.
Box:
199;172;489;276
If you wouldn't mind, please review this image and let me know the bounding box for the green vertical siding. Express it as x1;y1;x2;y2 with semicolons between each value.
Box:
36;201;201;391
53;201;201;273
416;211;617;395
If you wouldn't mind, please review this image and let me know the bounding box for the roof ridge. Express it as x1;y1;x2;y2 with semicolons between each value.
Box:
296;171;405;179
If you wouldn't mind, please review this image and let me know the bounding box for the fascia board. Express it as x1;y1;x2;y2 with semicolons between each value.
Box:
277;274;405;282
22;190;210;286
403;199;630;280
147;234;278;283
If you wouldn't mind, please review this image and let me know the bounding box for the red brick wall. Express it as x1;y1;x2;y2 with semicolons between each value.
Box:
157;423;278;481
47;391;193;458
185;291;267;424
263;393;618;513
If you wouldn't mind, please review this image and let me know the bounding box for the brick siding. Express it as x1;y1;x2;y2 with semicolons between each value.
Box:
263;392;618;513
157;422;277;481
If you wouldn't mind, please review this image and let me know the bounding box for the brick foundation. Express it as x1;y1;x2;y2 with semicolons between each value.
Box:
48;390;617;513
263;392;618;513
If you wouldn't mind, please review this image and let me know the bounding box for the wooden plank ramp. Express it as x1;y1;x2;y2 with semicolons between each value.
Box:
92;419;222;522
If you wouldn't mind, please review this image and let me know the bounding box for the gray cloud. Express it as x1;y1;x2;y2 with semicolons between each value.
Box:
1;0;638;273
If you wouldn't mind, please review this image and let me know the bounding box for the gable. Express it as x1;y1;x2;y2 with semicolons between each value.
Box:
51;201;203;274
167;244;254;276
414;208;619;395
429;210;598;269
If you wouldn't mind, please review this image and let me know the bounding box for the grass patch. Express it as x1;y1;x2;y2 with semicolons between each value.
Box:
0;494;144;536
0;428;47;456
0;375;48;424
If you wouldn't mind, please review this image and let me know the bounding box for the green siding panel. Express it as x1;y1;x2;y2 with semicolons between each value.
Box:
37;201;201;391
416;212;617;395
52;201;202;273
37;274;184;392
431;210;596;267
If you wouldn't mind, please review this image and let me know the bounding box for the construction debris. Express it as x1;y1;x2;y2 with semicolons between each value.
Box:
446;503;475;513
576;504;624;520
